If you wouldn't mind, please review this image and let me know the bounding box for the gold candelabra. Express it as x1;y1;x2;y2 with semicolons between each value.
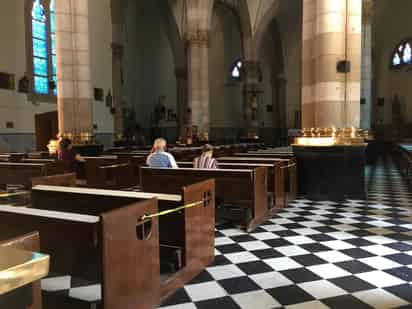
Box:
295;127;370;146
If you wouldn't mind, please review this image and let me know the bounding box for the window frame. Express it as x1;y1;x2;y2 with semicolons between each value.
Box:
390;39;412;71
230;59;243;81
25;0;57;103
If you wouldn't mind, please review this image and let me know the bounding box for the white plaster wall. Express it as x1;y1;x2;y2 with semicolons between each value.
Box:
0;0;56;135
373;0;412;124
0;0;113;136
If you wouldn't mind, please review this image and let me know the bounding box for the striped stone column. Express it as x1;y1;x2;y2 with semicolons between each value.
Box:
55;0;93;138
302;0;362;128
187;30;210;137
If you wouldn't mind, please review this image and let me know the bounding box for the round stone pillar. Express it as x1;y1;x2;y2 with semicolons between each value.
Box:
187;30;210;138
55;0;93;139
302;0;362;129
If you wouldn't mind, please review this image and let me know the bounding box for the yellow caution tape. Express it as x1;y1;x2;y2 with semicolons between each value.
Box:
0;191;30;198
141;200;205;220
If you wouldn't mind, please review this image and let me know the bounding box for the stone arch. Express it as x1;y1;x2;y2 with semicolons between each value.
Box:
252;0;281;59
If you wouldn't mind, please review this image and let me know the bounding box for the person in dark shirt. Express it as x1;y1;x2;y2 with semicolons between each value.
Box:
57;138;82;173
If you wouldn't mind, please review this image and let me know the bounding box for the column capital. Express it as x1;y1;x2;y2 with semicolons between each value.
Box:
111;42;124;58
362;0;374;24
186;30;210;47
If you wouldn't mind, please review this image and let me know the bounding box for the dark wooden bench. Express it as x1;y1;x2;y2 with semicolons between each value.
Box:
0;197;158;309
140;167;267;232
0;162;65;189
177;161;286;210
217;156;297;202
0;180;214;308
82;155;144;189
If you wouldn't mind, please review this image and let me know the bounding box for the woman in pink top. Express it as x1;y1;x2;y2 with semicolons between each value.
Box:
193;144;218;169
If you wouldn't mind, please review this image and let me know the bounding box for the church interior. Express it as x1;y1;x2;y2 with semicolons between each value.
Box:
2;0;412;308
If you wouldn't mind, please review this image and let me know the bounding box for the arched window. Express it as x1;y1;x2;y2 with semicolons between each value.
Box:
27;0;57;99
391;40;412;69
230;59;243;81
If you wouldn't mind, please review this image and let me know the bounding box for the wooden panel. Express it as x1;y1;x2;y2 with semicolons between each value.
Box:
101;199;160;309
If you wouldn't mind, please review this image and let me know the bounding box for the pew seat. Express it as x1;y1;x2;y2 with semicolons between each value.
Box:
140;166;267;232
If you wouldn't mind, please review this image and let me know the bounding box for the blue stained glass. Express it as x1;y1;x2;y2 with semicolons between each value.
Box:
32;20;46;39
32;0;46;22
50;13;55;34
51;34;56;53
52;55;57;75
34;76;49;94
32;38;47;57
33;57;48;76
52;75;57;96
50;0;55;12
403;43;412;64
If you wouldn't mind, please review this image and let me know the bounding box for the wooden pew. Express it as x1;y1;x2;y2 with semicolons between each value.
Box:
82;156;144;189
0;232;43;309
233;152;295;159
217;156;298;202
140;167;267;232
0;162;65;189
0;153;28;162
29;182;214;301
177;161;286;210
0;198;159;309
31;173;77;187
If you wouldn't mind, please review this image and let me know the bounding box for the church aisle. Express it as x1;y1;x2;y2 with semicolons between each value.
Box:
160;157;412;309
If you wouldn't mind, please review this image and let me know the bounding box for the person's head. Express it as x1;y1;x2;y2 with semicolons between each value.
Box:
202;144;214;157
59;138;72;150
152;138;167;152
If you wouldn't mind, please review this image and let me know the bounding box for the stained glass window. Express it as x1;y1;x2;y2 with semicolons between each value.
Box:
231;60;243;80
30;0;57;96
392;53;401;66
403;43;412;64
391;40;412;69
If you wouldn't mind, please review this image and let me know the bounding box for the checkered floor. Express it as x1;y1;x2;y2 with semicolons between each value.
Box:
159;157;412;309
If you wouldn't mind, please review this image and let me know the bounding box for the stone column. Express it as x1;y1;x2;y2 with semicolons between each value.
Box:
302;0;362;128
175;67;188;137
110;1;124;139
361;0;373;129
187;30;210;138
243;60;261;135
111;43;124;139
55;0;93;138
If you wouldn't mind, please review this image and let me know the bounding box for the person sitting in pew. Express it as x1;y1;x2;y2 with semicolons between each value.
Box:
57;138;83;173
194;144;218;169
147;138;178;168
